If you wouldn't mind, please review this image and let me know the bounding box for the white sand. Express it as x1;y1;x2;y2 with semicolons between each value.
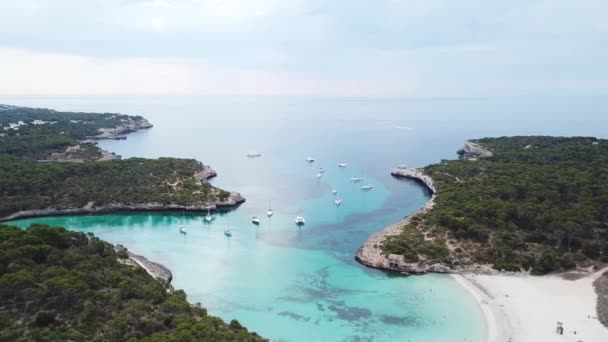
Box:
454;267;608;342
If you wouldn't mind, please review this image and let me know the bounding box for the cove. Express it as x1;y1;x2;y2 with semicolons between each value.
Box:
8;95;608;341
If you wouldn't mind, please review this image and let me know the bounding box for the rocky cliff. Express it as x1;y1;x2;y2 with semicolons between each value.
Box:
458;141;493;160
92;118;153;140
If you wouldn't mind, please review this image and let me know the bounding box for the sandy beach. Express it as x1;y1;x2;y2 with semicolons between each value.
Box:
454;267;608;342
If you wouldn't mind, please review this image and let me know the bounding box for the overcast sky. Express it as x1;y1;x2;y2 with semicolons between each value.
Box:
1;0;607;97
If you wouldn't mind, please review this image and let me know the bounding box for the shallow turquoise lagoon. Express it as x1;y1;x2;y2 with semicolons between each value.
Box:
8;95;608;341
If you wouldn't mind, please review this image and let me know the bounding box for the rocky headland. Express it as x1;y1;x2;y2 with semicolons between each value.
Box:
0;190;245;222
1;111;246;222
355;143;495;275
92;117;153;140
116;244;173;285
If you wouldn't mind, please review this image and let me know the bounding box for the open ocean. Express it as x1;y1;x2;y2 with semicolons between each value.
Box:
6;95;608;341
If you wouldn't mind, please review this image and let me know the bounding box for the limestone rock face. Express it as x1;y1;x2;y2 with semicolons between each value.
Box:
93;118;153;140
458;141;493;160
194;166;218;182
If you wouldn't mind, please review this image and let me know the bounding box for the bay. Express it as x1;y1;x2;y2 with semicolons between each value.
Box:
6;95;608;341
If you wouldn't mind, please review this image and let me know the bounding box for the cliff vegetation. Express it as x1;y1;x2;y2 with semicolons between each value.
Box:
382;136;608;274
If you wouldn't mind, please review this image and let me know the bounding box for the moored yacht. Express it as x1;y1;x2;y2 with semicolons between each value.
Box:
295;216;305;225
224;228;232;236
338;163;348;168
332;189;338;195
179;226;187;234
252;216;261;225
351;176;361;182
361;184;373;190
306;157;315;163
334;198;342;206
204;207;213;222
246;152;261;157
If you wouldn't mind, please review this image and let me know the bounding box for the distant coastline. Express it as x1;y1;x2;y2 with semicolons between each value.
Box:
0;106;245;222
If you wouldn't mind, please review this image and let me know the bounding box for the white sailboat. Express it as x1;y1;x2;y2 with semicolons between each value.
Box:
334;198;342;206
295;216;305;225
204;207;213;222
332;189;338;195
224;228;232;236
360;169;373;190
316;172;322;178
351;176;361;182
306;157;315;163
246;151;261;157
338;163;348;168
267;201;274;217
318;167;325;173
252;216;261;225
179;209;188;233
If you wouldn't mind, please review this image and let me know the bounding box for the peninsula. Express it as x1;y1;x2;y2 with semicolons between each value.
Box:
0;105;244;221
0;105;263;340
356;136;608;341
0;224;265;341
358;136;608;275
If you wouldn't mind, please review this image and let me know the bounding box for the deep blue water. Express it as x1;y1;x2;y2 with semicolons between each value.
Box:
5;95;608;341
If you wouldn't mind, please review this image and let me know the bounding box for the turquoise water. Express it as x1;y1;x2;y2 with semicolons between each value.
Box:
6;95;608;341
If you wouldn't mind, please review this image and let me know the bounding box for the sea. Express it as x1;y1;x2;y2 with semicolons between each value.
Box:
4;95;608;342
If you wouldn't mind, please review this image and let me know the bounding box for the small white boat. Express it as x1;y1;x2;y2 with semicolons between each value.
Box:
306;157;315;163
204;207;213;222
332;189;338;195
224;228;232;236
246;152;262;157
179;226;187;234
351;177;361;182
316;172;322;178
361;184;373;190
267;208;274;217
318;168;325;173
252;216;261;225
295;216;305;225
334;198;342;206
338;163;348;168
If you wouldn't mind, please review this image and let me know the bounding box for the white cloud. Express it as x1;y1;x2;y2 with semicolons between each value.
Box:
0;0;607;96
0;48;404;96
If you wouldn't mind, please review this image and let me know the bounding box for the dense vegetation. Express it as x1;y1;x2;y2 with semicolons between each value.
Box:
383;136;608;274
0;105;232;219
0;224;264;341
0;157;230;218
0;105;146;159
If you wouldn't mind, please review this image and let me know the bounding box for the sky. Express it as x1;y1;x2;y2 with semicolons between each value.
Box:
0;0;607;97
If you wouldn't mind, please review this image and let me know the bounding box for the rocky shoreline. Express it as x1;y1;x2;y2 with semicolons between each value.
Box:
0;191;245;222
116;245;173;285
354;167;443;274
91;117;153;140
355;144;496;275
